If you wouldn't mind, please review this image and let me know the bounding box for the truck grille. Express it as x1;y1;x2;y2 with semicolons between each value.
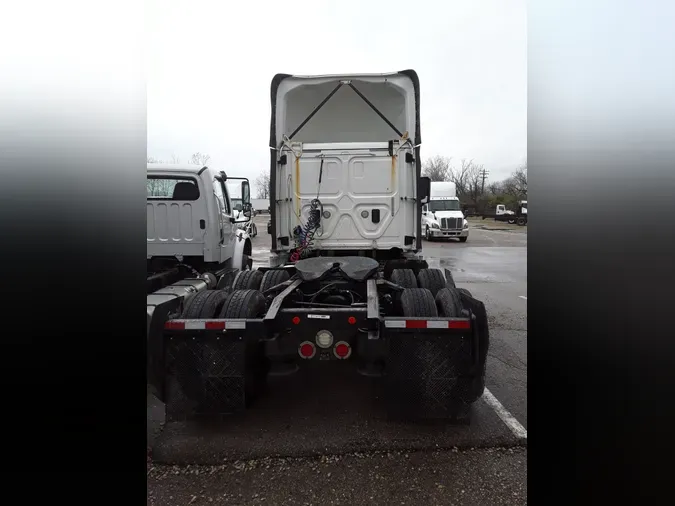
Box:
441;218;461;230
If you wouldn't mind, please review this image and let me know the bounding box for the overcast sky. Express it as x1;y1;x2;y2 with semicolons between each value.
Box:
147;0;526;194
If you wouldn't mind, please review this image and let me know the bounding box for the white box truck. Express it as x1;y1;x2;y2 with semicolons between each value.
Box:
422;181;469;242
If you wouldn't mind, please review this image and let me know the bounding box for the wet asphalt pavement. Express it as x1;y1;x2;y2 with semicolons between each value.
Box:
148;216;527;504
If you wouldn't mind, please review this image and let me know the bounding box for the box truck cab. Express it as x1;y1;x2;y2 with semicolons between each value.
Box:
422;181;469;242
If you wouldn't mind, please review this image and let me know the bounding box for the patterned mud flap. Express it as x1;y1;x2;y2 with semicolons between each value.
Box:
384;300;490;422
385;332;471;421
164;333;247;421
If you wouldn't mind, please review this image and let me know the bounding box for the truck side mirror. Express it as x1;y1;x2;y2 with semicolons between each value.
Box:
241;180;251;205
419;176;431;205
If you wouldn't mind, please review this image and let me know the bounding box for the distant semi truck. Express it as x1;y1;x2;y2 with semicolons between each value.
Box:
481;200;527;225
421;181;469;241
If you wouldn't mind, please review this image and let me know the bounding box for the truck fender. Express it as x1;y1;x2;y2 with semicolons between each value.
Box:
231;229;253;270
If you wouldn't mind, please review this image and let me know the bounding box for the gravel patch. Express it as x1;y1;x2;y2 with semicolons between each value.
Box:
148;446;527;505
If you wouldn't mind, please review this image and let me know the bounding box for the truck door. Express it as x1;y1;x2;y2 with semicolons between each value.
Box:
213;178;235;261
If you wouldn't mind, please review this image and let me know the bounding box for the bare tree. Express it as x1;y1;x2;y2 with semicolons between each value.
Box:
501;165;527;200
448;158;479;197
147;156;161;163
422;155;451;181
189;152;211;166
462;162;485;207
512;164;527;196
254;171;271;199
170;154;181;164
486;181;503;196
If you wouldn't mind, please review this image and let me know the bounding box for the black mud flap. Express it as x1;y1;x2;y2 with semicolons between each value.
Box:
383;306;489;421
385;332;473;421
164;333;246;420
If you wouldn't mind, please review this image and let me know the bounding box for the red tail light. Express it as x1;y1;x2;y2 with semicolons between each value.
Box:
333;341;352;359
298;341;316;359
348;316;356;325
292;316;301;325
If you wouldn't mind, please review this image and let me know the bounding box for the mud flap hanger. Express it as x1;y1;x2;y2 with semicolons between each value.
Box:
286;80;405;141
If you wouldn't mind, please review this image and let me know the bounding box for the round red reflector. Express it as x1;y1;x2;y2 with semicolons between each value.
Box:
348;316;356;325
335;343;350;358
292;316;301;325
299;343;314;358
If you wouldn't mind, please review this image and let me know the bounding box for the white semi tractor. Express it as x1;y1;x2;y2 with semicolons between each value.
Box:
483;200;527;226
151;71;491;422
421;181;469;242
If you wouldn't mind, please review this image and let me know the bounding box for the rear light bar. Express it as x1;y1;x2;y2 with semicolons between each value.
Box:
164;319;246;330
383;319;470;329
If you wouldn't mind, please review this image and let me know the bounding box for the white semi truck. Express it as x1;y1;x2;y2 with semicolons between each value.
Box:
422;181;469;242
150;71;491;422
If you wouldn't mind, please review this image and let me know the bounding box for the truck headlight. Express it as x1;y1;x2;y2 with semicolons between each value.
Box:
463;220;469;229
431;222;440;229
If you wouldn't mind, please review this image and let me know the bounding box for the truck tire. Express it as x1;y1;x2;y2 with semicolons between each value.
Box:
259;269;290;293
181;292;198;314
417;268;446;298
458;287;473;298
507;217;516;224
424;226;432;241
219;289;268;404
181;290;218;318
400;288;438;317
516;217;526;226
390;268;418;289
444;269;457;289
217;269;239;291
197;290;230;318
435;287;463;317
219;289;266;319
232;269;263;291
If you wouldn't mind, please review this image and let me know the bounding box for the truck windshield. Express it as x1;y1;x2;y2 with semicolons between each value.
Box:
231;198;243;211
429;200;460;211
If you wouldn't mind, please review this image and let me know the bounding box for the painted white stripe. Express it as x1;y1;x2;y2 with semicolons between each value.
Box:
519;296;527;300
482;388;527;440
384;320;406;328
427;320;448;329
185;320;205;330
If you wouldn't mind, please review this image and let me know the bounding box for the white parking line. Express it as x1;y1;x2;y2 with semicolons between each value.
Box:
482;388;528;440
519;296;527;300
